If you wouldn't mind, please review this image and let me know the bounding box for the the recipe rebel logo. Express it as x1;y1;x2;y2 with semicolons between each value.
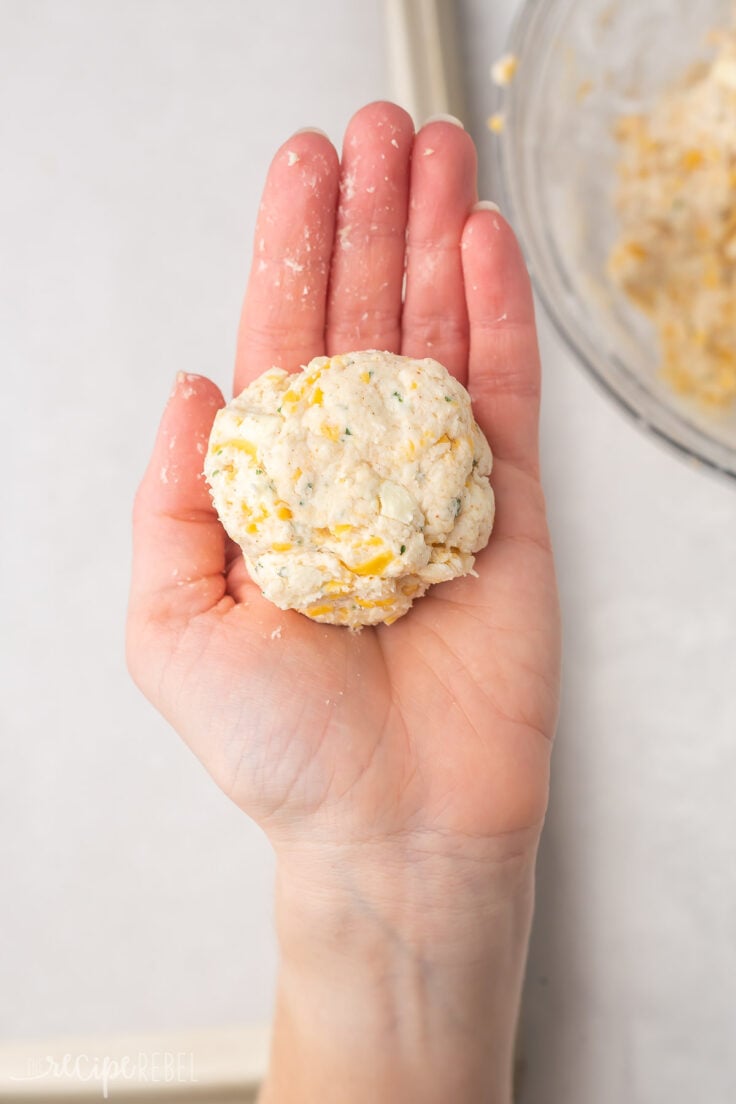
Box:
9;1048;198;1098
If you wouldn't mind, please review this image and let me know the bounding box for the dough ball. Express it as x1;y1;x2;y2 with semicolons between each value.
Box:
204;350;494;628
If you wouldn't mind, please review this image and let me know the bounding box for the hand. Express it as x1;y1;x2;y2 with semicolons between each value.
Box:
128;102;559;855
127;102;560;1103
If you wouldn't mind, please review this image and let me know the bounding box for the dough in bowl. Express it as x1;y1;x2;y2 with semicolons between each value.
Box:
204;350;494;628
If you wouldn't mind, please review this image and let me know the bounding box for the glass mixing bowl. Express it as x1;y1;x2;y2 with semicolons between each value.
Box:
492;0;736;480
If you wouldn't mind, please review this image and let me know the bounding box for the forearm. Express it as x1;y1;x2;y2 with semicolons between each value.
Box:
258;835;537;1104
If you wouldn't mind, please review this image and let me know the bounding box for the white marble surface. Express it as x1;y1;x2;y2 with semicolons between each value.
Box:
1;1;735;1100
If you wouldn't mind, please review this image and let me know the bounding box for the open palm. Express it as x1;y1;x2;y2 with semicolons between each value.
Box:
127;104;560;866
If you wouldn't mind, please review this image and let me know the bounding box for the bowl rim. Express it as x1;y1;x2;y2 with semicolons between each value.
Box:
491;0;736;484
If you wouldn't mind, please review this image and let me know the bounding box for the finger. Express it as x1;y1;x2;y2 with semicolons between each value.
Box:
325;101;413;354
129;372;227;626
236;130;340;393
401;119;477;381
462;209;541;475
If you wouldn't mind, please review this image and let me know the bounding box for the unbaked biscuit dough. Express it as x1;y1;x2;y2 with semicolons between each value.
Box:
609;29;736;406
204;351;494;628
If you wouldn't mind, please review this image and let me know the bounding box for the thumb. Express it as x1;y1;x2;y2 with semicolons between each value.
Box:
128;372;226;637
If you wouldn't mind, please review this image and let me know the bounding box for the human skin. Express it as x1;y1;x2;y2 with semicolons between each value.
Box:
127;102;561;1103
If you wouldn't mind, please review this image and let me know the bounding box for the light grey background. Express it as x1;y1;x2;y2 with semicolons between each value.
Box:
1;2;735;1101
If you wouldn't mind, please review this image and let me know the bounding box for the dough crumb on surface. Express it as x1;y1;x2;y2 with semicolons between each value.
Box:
205;351;494;628
491;53;518;87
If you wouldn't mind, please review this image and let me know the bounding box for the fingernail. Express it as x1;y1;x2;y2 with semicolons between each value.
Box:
472;200;501;214
170;371;185;397
292;126;330;138
174;371;206;385
424;113;464;129
170;371;205;400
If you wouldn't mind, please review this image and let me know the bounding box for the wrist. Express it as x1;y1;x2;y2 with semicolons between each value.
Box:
261;831;538;1104
273;828;538;957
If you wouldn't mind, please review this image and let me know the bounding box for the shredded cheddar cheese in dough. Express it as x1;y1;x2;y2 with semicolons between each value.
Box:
609;29;736;406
